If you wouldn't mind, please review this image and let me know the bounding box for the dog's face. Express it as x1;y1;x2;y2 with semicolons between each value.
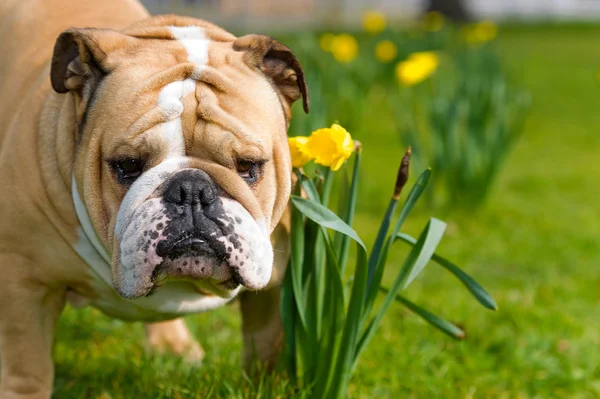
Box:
50;17;308;299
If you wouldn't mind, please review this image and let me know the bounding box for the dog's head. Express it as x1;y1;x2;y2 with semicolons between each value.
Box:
50;16;308;299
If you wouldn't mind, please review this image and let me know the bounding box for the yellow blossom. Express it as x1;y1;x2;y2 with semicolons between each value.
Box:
331;34;359;63
319;33;336;52
362;10;386;35
304;124;354;171
463;21;498;45
288;136;313;169
422;11;445;32
395;51;439;86
375;40;398;63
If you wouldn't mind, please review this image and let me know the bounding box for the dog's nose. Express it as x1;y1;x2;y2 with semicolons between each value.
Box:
163;169;217;206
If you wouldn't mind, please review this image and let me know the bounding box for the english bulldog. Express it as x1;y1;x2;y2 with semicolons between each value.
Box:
0;0;308;396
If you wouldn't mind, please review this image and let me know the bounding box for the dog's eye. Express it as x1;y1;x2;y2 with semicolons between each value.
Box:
237;160;260;183
112;158;143;183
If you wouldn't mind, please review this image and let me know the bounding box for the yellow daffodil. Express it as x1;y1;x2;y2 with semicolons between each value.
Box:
362;10;386;35
395;51;439;86
319;33;336;52
375;40;398;63
288;136;313;168
463;21;498;45
304;124;354;171
422;11;445;32
331;34;359;63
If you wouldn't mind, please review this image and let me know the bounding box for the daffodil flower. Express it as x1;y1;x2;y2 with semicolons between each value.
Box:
331;34;359;63
422;11;445;32
375;40;398;63
304;124;354;171
362;10;386;35
395;51;439;86
463;21;498;45
288;136;313;169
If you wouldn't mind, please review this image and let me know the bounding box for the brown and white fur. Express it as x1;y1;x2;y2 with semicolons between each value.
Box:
0;0;308;397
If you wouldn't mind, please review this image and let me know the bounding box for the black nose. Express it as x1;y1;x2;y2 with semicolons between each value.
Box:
163;169;217;205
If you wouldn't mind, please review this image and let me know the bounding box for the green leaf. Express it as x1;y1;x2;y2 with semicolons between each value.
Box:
280;266;297;379
320;167;335;207
336;150;361;275
329;249;368;398
295;170;320;202
361;169;432;325
290;193;307;331
394;233;498;311
354;218;445;366
366;199;398;299
401;218;446;290
312;228;346;398
379;286;465;340
291;196;366;251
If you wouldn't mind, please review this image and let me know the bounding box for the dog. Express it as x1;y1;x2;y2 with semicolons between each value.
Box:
0;0;308;396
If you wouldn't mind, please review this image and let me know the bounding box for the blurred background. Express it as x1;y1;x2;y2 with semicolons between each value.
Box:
54;1;600;397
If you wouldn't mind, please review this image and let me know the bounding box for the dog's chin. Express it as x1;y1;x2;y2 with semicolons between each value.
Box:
151;275;241;300
150;251;241;298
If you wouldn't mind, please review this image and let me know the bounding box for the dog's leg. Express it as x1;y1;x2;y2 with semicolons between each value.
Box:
0;255;65;399
239;286;283;372
144;318;204;364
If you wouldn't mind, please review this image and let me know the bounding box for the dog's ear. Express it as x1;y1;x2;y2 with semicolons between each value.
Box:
50;28;130;95
233;34;309;115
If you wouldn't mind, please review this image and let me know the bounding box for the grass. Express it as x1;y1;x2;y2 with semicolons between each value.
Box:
53;23;600;398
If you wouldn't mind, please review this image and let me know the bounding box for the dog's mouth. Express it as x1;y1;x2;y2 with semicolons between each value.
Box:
150;232;240;292
162;237;217;260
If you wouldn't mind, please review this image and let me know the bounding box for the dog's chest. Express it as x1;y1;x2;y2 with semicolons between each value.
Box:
72;228;234;321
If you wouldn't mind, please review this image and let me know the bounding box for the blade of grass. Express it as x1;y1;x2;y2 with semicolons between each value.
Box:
378;286;465;340
394;233;498;311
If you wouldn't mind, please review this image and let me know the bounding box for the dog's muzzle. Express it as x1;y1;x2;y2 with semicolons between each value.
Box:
116;167;273;298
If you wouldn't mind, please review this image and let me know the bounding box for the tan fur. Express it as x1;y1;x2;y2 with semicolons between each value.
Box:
145;319;205;364
0;0;302;396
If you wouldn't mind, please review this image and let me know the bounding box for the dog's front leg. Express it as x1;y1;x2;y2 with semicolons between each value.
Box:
144;318;205;365
0;254;65;399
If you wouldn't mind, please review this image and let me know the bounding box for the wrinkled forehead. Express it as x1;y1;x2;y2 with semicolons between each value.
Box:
89;26;286;154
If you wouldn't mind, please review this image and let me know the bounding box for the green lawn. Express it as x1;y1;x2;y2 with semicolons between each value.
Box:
53;24;600;398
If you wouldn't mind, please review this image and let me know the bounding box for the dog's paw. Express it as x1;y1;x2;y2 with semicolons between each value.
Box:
144;318;204;366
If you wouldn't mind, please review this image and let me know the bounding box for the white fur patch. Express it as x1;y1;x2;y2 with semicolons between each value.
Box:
73;176;110;263
115;156;188;240
169;26;210;73
218;199;273;290
156;79;195;157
